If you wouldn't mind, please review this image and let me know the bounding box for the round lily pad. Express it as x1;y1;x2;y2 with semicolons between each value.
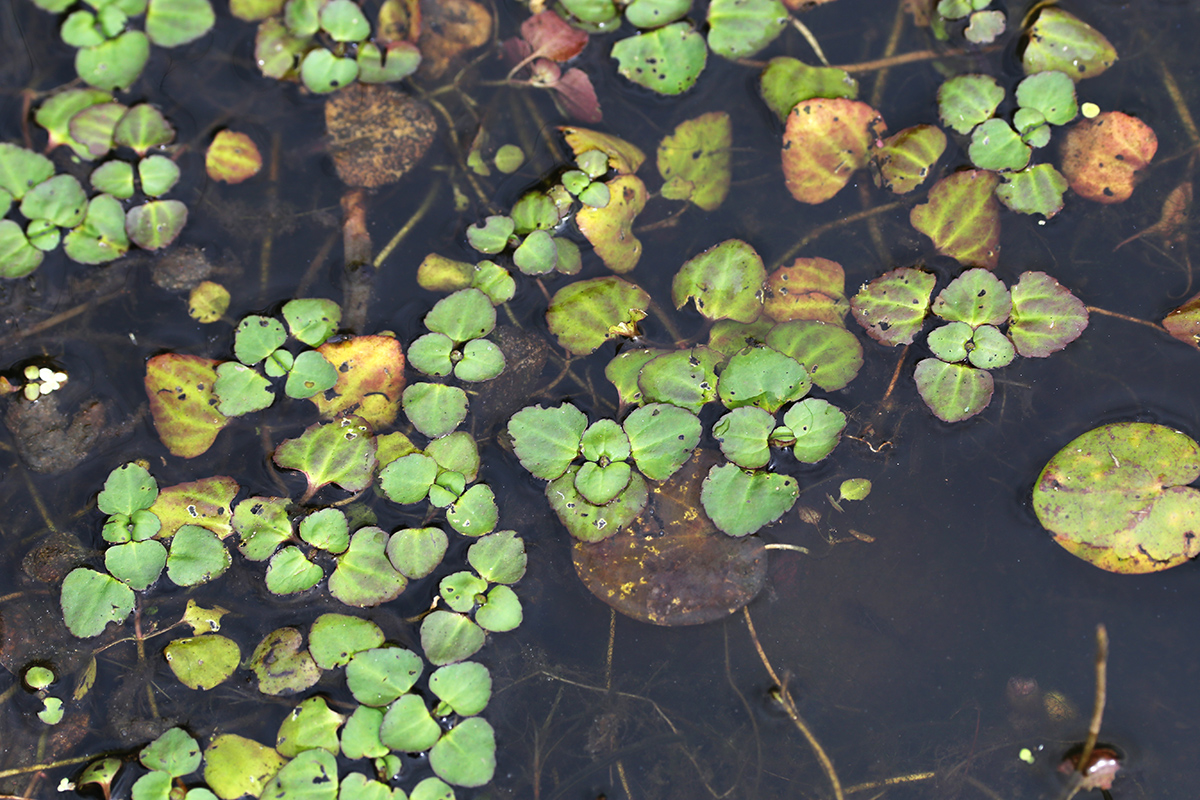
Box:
968;119;1031;172
126;199;188;250
421;610;485;665
426;289;495;343
1022;7;1117;80
446;483;498;536
872;124;947;194
141;728;202;777
475;585;522;632
637;347;721;413
76;31;150;91
265;546;323;594
167;525;231;586
909;170;1001;268
1008;271;1088;357
996;164;1070;218
309;612;385;669
329;527;408;607
507;403;586;481
388;527;449;579
967;324;1016;369
1033;423;1200;573
657;111;731;211
202;735;286;799
61;567;135;638
466;531;526;584
782;98;884;204
576;175;647;273
347;647;423;706
927;321;972;363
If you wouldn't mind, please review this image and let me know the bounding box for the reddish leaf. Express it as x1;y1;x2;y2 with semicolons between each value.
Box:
1115;182;1191;251
554;68;602;124
763;257;847;324
872;124;946;194
145;354;230;458
1060;112;1157;204
520;10;587;62
1164;290;1200;349
782;98;885;204
311;335;405;428
910;170;1000;268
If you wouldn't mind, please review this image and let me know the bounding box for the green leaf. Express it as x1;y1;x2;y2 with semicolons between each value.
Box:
546;276;650;356
234;315;287;365
114;104;176;156
624;0;690;28
132;770;171;799
932;268;1011;327
913;358;993;422
260;749;338;800
105;540;167;590
574;461;632;506
329;527;408;607
379;453;438;504
657;111;731;211
0;143;55;201
146;0;215;47
964;9;1005;44
265;547;324;594
764;320;863;392
285;351;338;399
402;382;468;438
299;507;350;553
76;32;150;91
142;729;202;778
340;707;387;760
927;321;972;363
430;718;495;788
358;41;421;83
470;260;516;303
513;229;557;275
69;102;126;159
98;462;159;516
164;635;240;690
309;612;385;669
300;48;359;93
995;164;1069;218
909;170;1001;268
466;216;514;254
381;694;441;753
839;478;872;501
872;125;946;194
967;324;1015;369
1016;71;1078;125
35;89;114;158
60;567;135;638
849;267;935;346
429;662;492;717
937;74;1004;135
546;467;648;542
637;347;721;413
319;0;369;40
560;0;618;23
672;239;765;323
26;219;60;252
455;338;505;382
63;193;130;264
233;496;292;561
273;416;378;500
700;464;798;537
347;647;423;706
1008;270;1088;357
408;332;454;377
167;525;230;586
1033;423;1200;573
126;199;188;249
782;98;884;204
426;288;495;343
202;735;287;800
446;483;498;536
20;174;87;227
387;527;449;579
283;298;341;346
605;347;667;405
1022;7;1117;81
717;345;810;413
440;570;488;612
713;406;775;469
276;696;344;757
0;220;43;278
783;397;846;462
420;610;485;665
622;403;701;480
968;118;1031;172
214;362;274;416
91;161;135;197
706;0;787;59
150;475;237;541
466;531;526;584
511;191;561;234
759;57;858;122
610;22;707;95
250;627;321;696
410;778;455;800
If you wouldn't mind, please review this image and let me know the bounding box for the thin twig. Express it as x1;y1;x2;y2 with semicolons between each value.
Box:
743;607;844;800
374;178;443;268
1077;625;1109;779
0;289;127;347
1085;305;1169;335
773;201;904;269
844;771;936;794
0;754;102;780
791;17;830;67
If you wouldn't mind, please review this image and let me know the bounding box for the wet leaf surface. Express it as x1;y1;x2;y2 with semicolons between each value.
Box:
1008;270;1088;357
1034;423;1200;573
850;266;935;346
672;238;765;323
657;112;731;211
913;358;993;422
763;256;847;324
573;452;767;624
932;268;1011;327
575;175;647;273
145;354;230;458
416;0;490;79
1060;112;1157;204
765;320;863;391
872;124;946;194
706;0;788;60
273;416;378;500
995;164;1069;218
610;22;706;95
150;476;237;539
1022;7;1116;80
311;335;405;427
910;169;1000;268
759;57;857;123
701;462;797;537
782;98;884;204
546;276;649;355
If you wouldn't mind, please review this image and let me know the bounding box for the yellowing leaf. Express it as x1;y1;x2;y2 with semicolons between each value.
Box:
145;354;230;458
311;335;405;427
576;174;647;273
782;98;885;204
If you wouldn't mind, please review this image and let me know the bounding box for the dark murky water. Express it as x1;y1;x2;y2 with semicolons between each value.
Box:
3;1;1200;798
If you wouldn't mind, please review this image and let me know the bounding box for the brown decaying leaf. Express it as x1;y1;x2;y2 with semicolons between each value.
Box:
325;83;437;188
417;0;490;79
572;451;767;626
1059;111;1157;204
1114;182;1191;251
377;0;421;44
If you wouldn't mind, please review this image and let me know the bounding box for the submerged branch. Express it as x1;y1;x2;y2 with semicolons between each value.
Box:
1084;306;1168;335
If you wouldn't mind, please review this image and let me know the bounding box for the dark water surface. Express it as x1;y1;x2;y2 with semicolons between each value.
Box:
2;1;1200;798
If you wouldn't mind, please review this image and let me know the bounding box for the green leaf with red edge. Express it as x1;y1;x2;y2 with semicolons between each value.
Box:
657;112;731;212
1008;270;1088;357
35;88;114;158
1163;291;1200;349
150;476;238;540
546;276;650;356
931;268;1011;327
672;239;765;323
913;358;993;422
1060;112;1157;204
126;199;188;249
273;416;378;502
872;124;946;194
145;354;230;458
206;131;262;184
575;175;647;273
763;256;847;324
849;267;935;346
782;98;885;204
68;102;127;159
759;57;858;123
310;335;405;428
1022;7;1117;81
910;170;1001;268
113;104;176;156
996;164;1069;218
1032;422;1200;574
